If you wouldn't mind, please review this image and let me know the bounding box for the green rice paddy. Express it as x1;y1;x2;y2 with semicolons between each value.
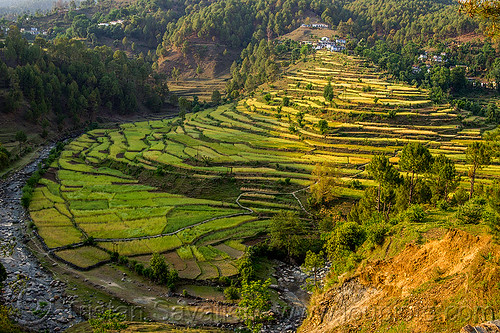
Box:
29;51;497;279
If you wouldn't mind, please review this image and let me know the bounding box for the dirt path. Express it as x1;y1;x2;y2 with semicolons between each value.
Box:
0;145;82;332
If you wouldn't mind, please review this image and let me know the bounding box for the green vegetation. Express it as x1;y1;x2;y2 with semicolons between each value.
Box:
28;51;499;284
88;310;128;333
238;278;272;333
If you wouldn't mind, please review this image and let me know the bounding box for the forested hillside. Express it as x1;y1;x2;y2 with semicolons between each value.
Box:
0;0;498;169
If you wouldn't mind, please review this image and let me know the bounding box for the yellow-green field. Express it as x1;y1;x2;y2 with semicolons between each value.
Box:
29;51;498;279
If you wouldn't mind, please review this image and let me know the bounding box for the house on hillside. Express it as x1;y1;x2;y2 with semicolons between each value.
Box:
98;20;124;27
312;23;329;28
314;37;346;52
418;52;427;61
432;55;443;62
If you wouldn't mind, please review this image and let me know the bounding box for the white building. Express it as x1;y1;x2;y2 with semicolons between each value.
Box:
312;23;329;28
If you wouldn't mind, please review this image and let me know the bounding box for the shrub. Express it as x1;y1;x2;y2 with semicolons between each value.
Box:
219;276;231;286
456;199;485;224
21;185;33;208
325;221;366;261
367;223;389;246
83;236;96;246
405;204;426;223
0;262;7;286
436;199;449;211
134;263;144;275
89;310;128;332
224;286;240;301
450;188;468;206
348;179;363;189
118;256;129;265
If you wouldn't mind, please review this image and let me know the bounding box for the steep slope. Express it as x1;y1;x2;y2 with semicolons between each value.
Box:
300;229;500;333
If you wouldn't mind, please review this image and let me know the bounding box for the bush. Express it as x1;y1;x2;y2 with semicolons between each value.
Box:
405;204;426;223
224;286;240;301
118;256;129;265
347;179;363;189
219;276;231;286
450;188;468;206
436;199;449;211
456;199;485;224
134;263;144;275
83;236;96;246
367;223;389;246
325;221;366;261
21;185;33;208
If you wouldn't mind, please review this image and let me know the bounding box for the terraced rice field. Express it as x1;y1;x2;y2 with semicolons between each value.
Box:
29;51;497;279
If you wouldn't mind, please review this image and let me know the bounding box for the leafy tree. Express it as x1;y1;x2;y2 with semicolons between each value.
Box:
171;67;180;81
466;142;492;199
366;155;400;212
318;119;329;136
149;252;177;288
238;279;272;333
301;250;325;290
211;90;221;105
310;162;340;206
323;81;334;103
325;221;365;261
237;254;255;284
178;97;191;113
429;154;458;202
15;130;27;151
269;211;308;258
399;143;433;205
0;146;11;170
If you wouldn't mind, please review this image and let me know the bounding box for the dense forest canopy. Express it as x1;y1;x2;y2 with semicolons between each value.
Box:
0;26;171;129
0;0;498;140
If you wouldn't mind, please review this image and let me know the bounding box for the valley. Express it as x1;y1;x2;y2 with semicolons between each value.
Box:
0;0;500;331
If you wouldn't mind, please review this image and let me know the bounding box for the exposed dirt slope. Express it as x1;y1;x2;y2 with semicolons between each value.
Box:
300;229;500;333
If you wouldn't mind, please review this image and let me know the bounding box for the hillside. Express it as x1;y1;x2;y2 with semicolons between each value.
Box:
299;228;500;333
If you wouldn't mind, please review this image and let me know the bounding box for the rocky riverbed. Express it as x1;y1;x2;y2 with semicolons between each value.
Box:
0;145;82;332
261;261;331;333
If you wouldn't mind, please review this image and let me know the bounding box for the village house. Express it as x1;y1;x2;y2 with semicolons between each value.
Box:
300;23;329;29
418;52;428;61
98;20;124;27
313;37;346;52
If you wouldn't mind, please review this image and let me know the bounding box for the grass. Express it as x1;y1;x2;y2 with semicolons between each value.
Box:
55;246;110;268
